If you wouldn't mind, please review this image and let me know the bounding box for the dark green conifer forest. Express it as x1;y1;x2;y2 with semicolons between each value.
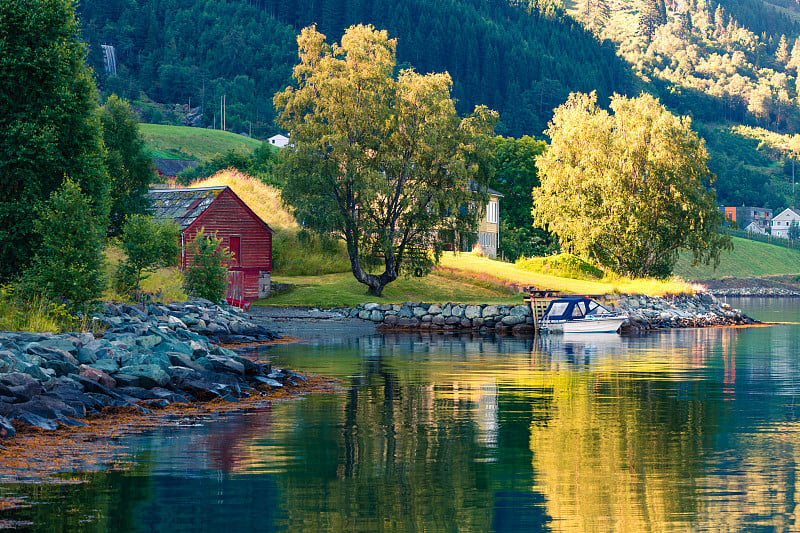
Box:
77;0;800;210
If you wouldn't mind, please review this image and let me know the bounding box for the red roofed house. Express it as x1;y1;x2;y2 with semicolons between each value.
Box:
147;186;273;302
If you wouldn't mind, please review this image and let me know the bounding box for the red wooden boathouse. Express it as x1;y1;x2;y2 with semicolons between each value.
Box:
147;186;273;301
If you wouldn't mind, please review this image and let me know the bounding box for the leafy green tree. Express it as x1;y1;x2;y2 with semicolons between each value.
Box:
182;229;232;303
0;0;109;281
789;220;800;240
275;25;497;296
533;92;731;278
787;37;800;73
115;215;179;294
490;135;557;260
775;34;789;66
99;95;155;236
26;179;105;311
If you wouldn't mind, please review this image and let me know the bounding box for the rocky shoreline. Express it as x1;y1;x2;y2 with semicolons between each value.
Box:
342;291;757;333
706;287;800;297
0;299;300;441
0;291;762;441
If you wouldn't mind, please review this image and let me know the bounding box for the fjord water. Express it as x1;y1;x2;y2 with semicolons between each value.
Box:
4;298;800;532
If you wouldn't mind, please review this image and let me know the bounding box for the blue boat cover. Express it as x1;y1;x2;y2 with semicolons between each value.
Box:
542;297;615;321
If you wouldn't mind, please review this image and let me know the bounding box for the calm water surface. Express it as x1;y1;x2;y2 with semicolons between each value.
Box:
4;298;800;532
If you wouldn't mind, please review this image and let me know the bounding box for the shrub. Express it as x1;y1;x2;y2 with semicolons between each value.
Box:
24;178;106;312
182;229;232;303
272;229;350;276
115;214;180;294
516;253;604;280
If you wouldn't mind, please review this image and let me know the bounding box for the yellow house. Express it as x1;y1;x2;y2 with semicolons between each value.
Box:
477;189;503;258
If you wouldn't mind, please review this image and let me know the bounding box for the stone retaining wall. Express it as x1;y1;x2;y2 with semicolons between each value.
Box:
344;302;536;333
343;292;757;333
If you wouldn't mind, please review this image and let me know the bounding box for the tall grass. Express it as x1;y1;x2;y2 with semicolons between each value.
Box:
0;285;78;333
516;253;604;280
103;245;187;303
187;169;298;230
272;229;351;276
440;253;697;297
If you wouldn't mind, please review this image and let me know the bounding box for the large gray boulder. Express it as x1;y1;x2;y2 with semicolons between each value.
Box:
115;365;170;389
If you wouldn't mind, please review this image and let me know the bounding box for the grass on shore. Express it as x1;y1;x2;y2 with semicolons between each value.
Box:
103;246;187;303
0;287;75;333
674;236;800;280
265;270;522;308
140;124;263;162
439;253;696;296
262;252;696;307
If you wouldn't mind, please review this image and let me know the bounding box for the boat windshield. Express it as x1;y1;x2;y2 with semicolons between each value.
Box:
543;298;616;321
546;302;570;318
585;300;614;316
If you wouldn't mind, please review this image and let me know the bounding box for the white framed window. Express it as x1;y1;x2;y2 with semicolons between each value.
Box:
487;201;498;224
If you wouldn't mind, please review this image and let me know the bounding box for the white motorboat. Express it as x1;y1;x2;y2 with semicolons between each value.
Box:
539;296;628;333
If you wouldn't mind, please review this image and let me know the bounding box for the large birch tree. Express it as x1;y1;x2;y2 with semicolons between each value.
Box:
533;92;731;278
275;24;497;296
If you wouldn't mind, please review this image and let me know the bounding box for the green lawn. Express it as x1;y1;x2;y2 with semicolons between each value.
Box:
140;124;264;162
438;253;694;296
262;271;522;307
674;236;800;280
261;252;697;307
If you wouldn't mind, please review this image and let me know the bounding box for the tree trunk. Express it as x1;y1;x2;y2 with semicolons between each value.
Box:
347;244;399;297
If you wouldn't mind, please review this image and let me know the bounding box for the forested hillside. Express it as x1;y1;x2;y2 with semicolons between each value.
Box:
568;0;800;209
77;0;637;137
78;0;800;210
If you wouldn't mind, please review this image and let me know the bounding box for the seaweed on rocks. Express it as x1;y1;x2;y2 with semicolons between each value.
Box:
0;299;288;439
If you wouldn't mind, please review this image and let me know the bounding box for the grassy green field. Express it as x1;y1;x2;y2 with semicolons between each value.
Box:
674;236;800;280
140;124;264;162
265;271;522;307
262;252;697;307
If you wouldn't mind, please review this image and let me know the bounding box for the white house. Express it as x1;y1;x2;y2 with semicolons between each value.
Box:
770;207;800;238
476;189;503;258
744;221;767;235
268;134;290;148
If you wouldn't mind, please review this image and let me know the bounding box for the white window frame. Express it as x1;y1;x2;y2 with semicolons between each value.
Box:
487;201;498;224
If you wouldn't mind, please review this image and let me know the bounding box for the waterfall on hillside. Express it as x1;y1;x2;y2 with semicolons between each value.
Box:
101;44;117;76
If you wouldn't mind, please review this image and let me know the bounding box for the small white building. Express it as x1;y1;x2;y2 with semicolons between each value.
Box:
744;221;767;235
268;134;290;148
770;207;800;238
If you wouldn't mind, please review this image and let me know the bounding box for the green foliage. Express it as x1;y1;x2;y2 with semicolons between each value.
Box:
0;284;75;333
182;230;233;303
77;0;634;139
0;0;109;281
116;215;180;294
533;92;731;278
489;135;558;260
275;25;497;296
24;179;106;312
99;95;156;235
516;253;604;280
272;229;351;276
499;222;559;261
177;144;280;186
789;220;800;240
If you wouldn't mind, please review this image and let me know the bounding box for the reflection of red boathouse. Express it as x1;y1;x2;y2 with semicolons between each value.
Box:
147;186;273;302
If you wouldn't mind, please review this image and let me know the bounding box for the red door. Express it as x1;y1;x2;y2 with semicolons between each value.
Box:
229;236;241;266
